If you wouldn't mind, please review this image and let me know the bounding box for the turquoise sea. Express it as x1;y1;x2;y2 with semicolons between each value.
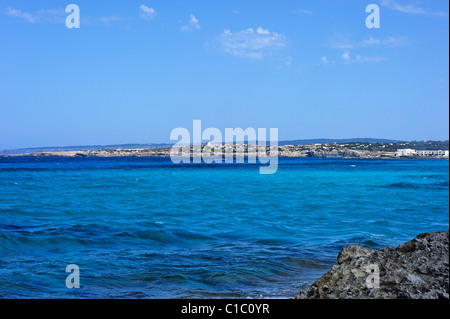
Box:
0;157;448;298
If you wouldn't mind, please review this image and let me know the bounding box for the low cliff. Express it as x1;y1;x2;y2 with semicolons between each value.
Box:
296;231;449;299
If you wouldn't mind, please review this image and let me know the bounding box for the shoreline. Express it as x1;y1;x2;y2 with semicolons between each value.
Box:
1;141;449;159
1;153;448;160
1;147;449;160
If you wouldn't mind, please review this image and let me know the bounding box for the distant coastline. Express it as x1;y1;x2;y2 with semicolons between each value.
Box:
0;138;408;155
1;140;449;159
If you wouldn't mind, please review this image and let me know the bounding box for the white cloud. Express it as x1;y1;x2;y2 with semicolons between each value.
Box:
217;27;288;60
139;4;157;20
380;0;448;17
256;27;270;35
321;56;329;65
181;14;200;32
342;50;351;62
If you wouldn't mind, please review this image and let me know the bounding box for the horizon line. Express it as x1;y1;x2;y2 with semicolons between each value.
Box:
2;138;450;153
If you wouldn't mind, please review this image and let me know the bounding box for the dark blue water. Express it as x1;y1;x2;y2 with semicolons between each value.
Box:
0;157;448;298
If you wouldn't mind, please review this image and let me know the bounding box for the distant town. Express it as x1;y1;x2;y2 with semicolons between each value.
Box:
1;140;448;159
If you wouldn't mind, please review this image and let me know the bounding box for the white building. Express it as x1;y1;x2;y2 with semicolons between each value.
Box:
396;149;449;157
395;149;416;157
415;150;449;157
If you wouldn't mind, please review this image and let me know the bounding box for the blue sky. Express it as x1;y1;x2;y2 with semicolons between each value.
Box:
0;0;448;149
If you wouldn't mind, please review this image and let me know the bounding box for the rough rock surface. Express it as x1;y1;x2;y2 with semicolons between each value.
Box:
296;231;449;299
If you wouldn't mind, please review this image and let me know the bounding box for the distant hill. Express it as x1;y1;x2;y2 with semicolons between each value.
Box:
278;138;402;146
0;143;173;155
397;140;449;151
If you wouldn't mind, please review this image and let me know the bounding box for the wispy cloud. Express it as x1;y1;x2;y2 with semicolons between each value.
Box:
321;56;330;65
435;78;447;86
342;50;351;62
181;14;200;32
292;9;314;15
380;0;449;17
217;27;288;60
139;4;157;20
329;32;354;49
360;36;409;48
340;50;387;64
7;8;37;23
329;32;410;49
97;15;124;24
355;55;388;63
325;32;397;65
6;6;125;26
6;7;66;23
380;36;410;47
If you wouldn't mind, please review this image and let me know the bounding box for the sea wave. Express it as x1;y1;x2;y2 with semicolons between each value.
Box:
387;181;449;190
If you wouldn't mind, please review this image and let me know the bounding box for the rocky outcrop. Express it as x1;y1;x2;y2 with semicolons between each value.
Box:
296;231;449;299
